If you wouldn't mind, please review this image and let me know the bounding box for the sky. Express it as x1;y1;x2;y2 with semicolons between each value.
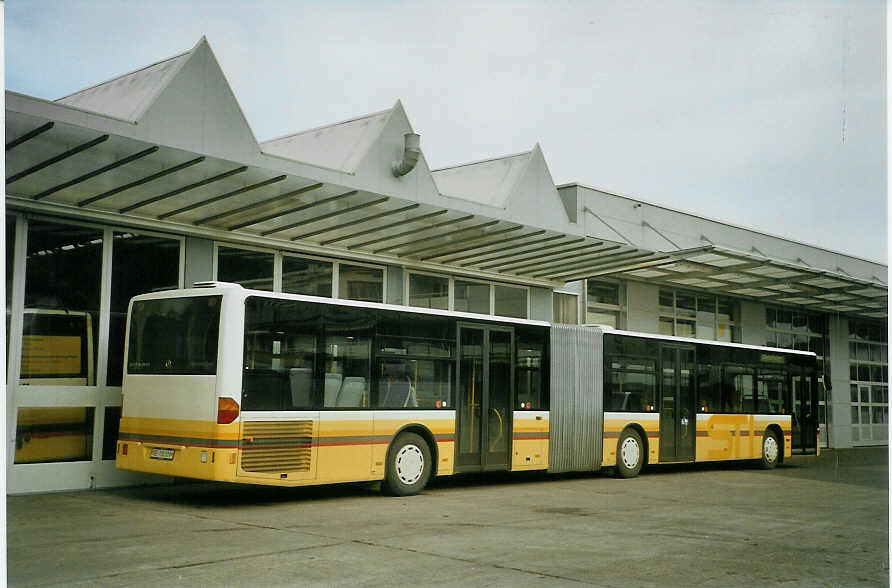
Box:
5;0;887;263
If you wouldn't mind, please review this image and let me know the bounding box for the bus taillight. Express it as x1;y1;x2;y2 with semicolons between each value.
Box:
217;397;240;424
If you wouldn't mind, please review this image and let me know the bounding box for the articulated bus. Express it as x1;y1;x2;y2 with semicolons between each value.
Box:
116;282;819;495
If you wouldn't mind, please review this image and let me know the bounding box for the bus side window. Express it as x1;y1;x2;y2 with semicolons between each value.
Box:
515;326;548;410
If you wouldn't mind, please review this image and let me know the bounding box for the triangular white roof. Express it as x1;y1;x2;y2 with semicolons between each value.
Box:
56;44;193;122
261;106;393;173
432;150;533;208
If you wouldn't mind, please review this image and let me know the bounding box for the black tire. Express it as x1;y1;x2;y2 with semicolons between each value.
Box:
760;430;780;469
382;432;432;496
615;428;644;478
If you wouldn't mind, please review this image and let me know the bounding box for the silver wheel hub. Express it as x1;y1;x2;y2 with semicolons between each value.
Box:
620;437;640;470
395;444;424;485
764;435;779;463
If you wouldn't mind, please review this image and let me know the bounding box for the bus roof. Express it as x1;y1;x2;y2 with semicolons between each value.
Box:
130;282;552;328
596;326;817;358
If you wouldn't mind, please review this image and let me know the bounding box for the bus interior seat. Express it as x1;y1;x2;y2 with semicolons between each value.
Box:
288;367;313;408
324;373;343;407
336;377;366;407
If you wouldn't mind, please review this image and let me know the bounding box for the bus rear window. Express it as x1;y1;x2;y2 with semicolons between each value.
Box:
127;296;221;375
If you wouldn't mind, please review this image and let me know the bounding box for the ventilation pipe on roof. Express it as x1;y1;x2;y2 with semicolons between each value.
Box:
392;132;421;177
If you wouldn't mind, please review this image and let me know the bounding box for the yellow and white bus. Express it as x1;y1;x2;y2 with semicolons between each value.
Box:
116;282;819;495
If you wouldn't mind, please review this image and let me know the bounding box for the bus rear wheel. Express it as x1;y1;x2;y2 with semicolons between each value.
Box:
616;428;644;478
760;430;780;469
383;432;432;496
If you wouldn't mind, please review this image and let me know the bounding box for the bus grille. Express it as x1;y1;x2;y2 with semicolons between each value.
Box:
240;420;313;473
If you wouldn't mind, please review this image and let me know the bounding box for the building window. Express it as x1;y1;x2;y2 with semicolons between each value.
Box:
454;280;490;315
282;255;332;297
553;292;579;324
21;221;102;386
408;273;449;310
216;246;274;291
338;264;383;303
658;289;738;342
494;284;528;319
107;232;181;386
848;319;888;444
585;279;624;328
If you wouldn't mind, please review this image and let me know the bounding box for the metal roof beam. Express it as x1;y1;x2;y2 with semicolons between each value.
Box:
476;239;588;271
262;196;387;237
6;121;54;151
34;146;159;201
228;189;355;231
120;165;248;213
288;203;419;241
7;134;109;184
454;234;564;266
556;253;672;282
426;230;547;263
518;246;627;277
411;225;523;259
79;156;206;207
322;209;448;247
158;174;287;220
536;250;656;279
348;214;473;250
373;220;500;255
194;182;323;225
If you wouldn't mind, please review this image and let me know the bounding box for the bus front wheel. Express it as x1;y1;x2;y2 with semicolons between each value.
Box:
616;428;644;478
760;430;780;469
383;432;432;496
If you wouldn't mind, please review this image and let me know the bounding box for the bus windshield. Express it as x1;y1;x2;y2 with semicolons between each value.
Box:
127;296;221;375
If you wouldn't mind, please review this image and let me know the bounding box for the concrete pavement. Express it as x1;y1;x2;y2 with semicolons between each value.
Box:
8;447;889;587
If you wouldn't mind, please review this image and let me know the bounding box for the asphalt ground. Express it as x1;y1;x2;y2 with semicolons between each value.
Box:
8;447;889;587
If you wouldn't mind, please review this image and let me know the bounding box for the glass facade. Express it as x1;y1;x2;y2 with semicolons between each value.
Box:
217;246;274;291
21;221;102;386
659;289;738;342
849;319;888;444
585;279;624;327
282;256;333;297
408;273;448;310
107;232;181;386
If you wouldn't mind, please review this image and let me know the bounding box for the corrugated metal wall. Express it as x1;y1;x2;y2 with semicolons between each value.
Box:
548;324;603;472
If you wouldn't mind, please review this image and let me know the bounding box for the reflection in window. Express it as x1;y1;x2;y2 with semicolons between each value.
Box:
408;273;448;310
454;280;490;315
128;296;221;375
494;284;527;318
338;264;383;303
108;232;180;386
22;221;102;386
15;407;94;464
217;246;274;291
282;256;332;297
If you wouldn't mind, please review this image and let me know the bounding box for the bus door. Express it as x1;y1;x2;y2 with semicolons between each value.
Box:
455;324;513;473
791;367;818;454
659;344;695;462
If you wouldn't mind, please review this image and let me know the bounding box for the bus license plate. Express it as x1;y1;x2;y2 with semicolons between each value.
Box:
150;447;175;460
